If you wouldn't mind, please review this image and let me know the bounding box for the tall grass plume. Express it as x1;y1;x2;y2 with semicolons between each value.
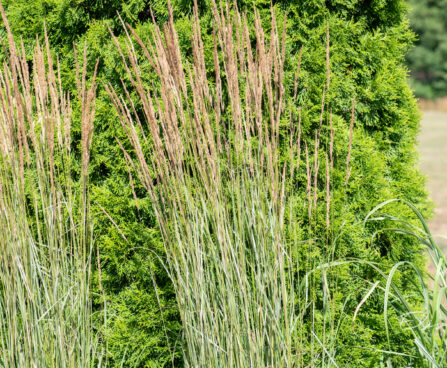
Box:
0;5;101;366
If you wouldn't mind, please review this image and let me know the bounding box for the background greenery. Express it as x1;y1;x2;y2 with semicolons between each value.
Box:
0;0;429;366
406;0;447;99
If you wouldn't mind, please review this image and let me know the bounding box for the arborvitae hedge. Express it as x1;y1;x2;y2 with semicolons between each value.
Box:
1;0;428;366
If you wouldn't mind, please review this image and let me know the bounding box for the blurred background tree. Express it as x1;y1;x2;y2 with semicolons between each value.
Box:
407;0;447;99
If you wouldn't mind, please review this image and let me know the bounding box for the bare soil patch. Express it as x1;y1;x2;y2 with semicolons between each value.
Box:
419;110;447;251
419;97;447;112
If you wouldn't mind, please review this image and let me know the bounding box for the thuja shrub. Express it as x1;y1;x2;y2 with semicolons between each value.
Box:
0;0;428;366
109;1;429;367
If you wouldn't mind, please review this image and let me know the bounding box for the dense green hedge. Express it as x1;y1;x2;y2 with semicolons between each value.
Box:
1;0;428;366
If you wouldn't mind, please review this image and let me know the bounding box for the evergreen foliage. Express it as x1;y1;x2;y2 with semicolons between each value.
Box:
406;0;447;99
0;0;428;366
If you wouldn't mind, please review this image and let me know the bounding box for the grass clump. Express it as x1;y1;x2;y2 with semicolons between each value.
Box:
107;1;407;366
0;4;101;366
366;199;447;367
108;3;301;365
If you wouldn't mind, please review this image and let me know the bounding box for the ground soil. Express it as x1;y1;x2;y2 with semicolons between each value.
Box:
419;110;447;251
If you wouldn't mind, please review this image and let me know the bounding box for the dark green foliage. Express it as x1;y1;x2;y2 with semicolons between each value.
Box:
406;0;447;99
0;0;428;366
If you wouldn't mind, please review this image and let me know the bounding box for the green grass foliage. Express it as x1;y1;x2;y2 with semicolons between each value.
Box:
0;9;100;366
366;199;447;367
0;0;429;366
